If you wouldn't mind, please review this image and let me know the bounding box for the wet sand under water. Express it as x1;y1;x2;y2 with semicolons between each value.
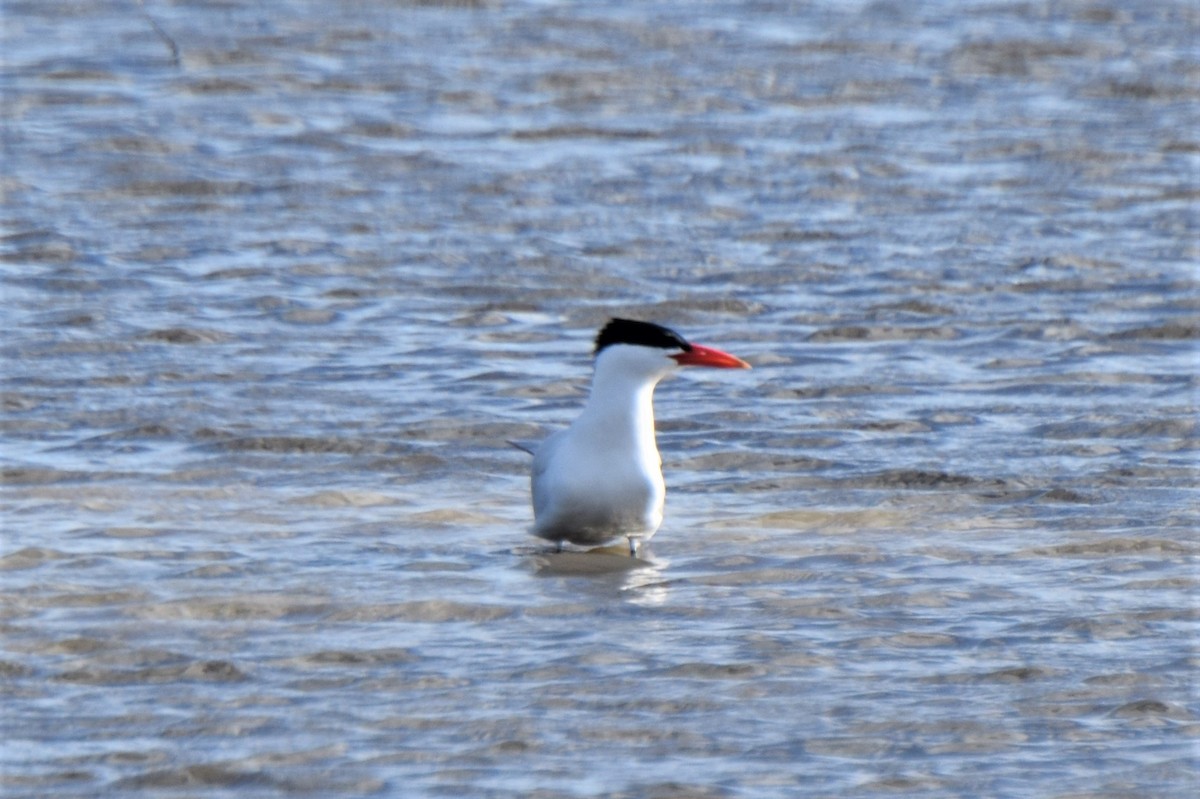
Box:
2;0;1198;797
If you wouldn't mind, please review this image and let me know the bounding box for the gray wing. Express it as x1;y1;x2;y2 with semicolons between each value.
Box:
530;429;566;522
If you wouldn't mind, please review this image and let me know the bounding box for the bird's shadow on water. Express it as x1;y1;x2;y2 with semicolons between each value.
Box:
526;548;653;575
512;544;673;603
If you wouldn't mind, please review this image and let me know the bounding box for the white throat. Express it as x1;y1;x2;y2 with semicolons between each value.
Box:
583;343;676;427
574;345;677;456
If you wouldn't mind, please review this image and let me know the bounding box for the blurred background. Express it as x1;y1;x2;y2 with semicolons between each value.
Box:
2;1;1197;797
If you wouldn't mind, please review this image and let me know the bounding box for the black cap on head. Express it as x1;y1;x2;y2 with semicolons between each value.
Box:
594;318;693;356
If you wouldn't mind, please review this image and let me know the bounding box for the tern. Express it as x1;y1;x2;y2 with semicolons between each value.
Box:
530;318;750;554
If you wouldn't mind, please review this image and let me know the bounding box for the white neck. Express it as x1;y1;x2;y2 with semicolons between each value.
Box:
573;345;675;455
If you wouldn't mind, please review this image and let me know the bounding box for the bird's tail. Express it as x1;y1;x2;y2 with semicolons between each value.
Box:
507;440;536;456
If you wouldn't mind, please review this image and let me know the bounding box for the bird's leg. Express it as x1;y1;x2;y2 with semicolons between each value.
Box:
556;540;564;553
627;536;638;557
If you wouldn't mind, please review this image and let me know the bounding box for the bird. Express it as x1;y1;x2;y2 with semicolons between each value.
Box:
529;318;750;555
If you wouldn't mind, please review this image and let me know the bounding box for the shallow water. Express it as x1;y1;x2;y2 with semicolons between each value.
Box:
2;0;1198;796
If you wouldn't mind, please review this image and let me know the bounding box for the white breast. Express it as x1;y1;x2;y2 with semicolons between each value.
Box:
530;345;674;547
